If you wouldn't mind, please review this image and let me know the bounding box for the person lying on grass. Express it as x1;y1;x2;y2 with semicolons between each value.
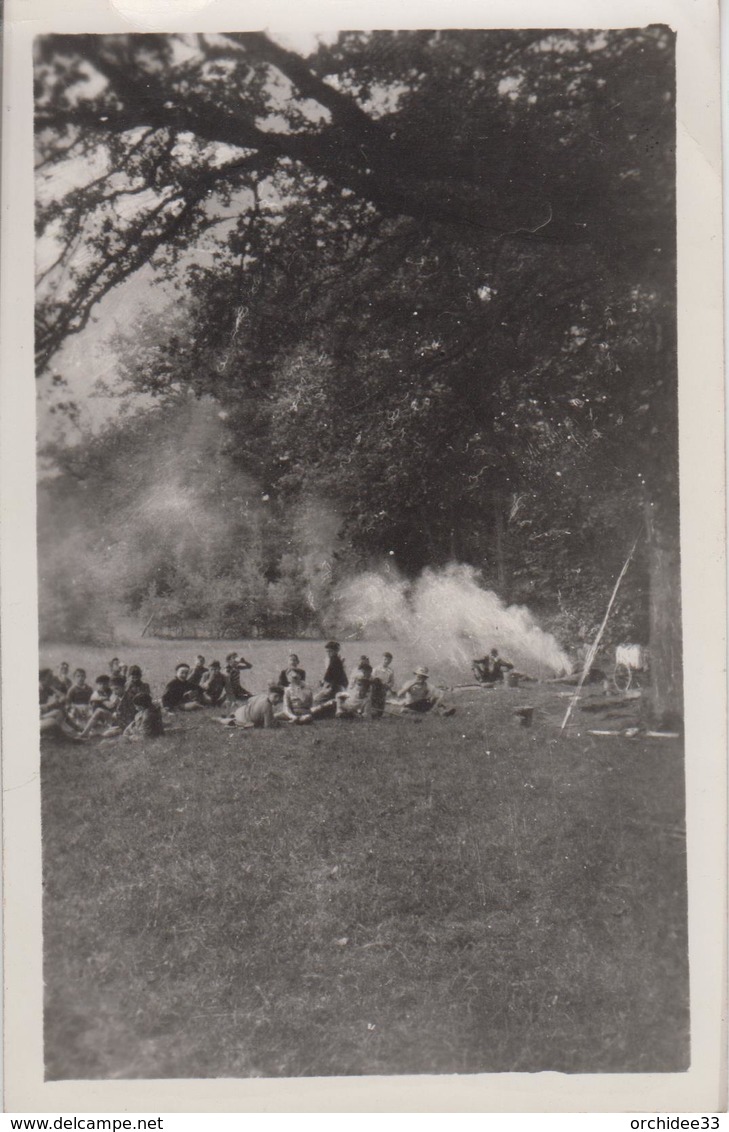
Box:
200;660;227;706
123;692;165;739
277;670;315;724
389;666;456;716
162;663;204;711
219;685;284;729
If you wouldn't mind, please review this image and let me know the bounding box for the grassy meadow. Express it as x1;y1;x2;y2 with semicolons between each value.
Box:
40;639;689;1079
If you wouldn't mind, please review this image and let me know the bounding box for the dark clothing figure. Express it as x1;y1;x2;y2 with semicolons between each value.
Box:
201;671;226;705
490;654;514;682
40;683;63;709
138;705;165;737
162;677;201;710
225;666;251;702
369;677;387;719
67;683;93;706
117;680;152;729
125;703;165;739
473;652;514;683
322;655;347;694
278;666;306;687
188;663;208;687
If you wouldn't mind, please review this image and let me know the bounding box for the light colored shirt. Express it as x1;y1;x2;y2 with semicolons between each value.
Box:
283;684;314;717
372;664;395;689
398;678;430;704
233;693;276;728
338;680;370;713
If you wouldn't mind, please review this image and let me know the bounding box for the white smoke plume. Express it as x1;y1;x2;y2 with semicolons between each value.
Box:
334;562;571;680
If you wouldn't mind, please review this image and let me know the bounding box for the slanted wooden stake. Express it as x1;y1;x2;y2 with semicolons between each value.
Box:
140;611;156;638
560;537;640;734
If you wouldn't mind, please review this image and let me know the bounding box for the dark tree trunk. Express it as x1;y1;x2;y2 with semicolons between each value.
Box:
493;496;510;601
645;488;683;727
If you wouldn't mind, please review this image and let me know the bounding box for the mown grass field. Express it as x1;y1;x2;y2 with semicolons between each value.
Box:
41;639;689;1079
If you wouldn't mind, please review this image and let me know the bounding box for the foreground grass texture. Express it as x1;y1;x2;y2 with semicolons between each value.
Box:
42;644;689;1079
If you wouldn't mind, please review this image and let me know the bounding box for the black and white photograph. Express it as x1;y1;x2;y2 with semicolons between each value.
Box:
1;0;726;1112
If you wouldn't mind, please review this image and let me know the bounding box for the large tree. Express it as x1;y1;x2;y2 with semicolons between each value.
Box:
35;28;679;719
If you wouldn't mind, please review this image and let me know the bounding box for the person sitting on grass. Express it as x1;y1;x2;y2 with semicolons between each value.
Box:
278;653;306;687
370;652;395;719
335;664;372;719
116;665;152;731
89;673;112;707
108;657;127;686
79;675;125;737
277;670;315;724
53;660;72;694
66;668;93;722
473;648;514;684
391;666;456;716
188;655;208;687
123;692;165;740
224;653;253;704
162;663;204;711
200;660;227;706
311;641;347;718
40;669;85;741
219;685;284;729
488;648;514;682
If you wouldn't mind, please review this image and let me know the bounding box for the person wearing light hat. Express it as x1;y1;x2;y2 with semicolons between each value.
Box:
394;665;455;716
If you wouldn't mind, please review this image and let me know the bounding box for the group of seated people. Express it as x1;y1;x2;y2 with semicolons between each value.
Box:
220;644;454;729
39;642;456;741
39;657;163;742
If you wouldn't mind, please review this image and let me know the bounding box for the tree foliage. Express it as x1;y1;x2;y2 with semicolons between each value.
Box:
36;29;677;690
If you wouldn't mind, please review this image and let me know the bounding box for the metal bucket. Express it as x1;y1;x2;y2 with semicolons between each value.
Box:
506;671;520;688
